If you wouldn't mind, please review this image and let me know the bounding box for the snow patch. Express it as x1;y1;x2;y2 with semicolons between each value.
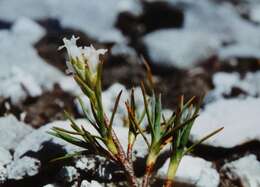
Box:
191;97;260;148
80;180;103;187
0;147;12;166
0;115;33;151
0;18;65;103
221;154;260;187
157;155;220;187
209;71;260;100
7;156;41;180
0;0;142;43
143;29;220;69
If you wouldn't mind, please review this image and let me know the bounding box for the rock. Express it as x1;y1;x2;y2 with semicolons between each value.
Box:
157;155;220;187
7;156;41;180
80;180;103;187
0;18;65;103
0;115;33;151
221;154;260;187
191;97;260;148
0;147;12;166
0;0;142;43
143;29;220;69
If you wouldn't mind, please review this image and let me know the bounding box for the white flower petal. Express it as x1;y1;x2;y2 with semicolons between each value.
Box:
60;36;107;74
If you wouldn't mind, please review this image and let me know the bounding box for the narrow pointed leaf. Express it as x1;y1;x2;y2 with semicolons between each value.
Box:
109;90;123;132
185;127;224;154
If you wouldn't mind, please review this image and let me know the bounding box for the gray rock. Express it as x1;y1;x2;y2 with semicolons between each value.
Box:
7;156;40;180
0;115;33;151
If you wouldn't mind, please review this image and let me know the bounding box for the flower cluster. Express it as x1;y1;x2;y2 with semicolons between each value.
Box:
59;35;107;85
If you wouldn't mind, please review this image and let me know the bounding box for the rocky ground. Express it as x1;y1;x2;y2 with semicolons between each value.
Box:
0;0;260;187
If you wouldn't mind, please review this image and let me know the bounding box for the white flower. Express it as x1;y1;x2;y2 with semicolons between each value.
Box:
59;36;107;74
59;35;83;61
82;45;107;72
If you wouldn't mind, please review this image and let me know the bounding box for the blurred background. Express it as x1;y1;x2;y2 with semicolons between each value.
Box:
0;0;260;187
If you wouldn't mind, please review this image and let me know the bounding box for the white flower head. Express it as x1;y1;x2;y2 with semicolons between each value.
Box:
82;45;107;72
59;35;82;60
59;36;107;75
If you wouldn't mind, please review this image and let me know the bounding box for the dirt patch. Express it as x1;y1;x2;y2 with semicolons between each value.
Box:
22;85;80;128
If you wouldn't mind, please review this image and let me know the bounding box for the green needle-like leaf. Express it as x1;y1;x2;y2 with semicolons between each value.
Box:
64;111;82;133
109;90;123;132
185;127;224;154
50;150;86;162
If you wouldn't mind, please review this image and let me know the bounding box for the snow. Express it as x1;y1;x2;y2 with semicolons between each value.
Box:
80;180;103;187
11;17;46;44
143;0;260;68
76;83;146;129
221;154;260;187
0;165;7;184
111;43;139;62
191;97;260;148
219;44;260;59
0;0;142;43
0;147;12;166
13;118;149;179
181;0;260;47
75;156;96;171
59;166;79;183
42;185;56;187
7;156;41;180
208;71;260;100
157;155;220;187
0;115;33;151
0;18;65;103
143;29;220;69
13;120;85;160
250;4;260;23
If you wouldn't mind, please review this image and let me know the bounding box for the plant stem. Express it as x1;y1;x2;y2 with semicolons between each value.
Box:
112;129;138;187
142;164;153;187
142;150;158;187
105;116;138;187
163;151;183;187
